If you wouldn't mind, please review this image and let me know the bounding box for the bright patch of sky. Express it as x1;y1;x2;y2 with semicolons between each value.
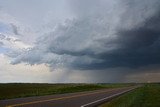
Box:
0;47;9;53
0;22;12;34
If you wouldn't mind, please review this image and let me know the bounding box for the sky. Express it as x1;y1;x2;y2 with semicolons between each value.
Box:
0;0;160;83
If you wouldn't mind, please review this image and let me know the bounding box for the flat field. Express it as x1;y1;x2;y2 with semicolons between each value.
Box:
100;83;160;107
0;83;131;100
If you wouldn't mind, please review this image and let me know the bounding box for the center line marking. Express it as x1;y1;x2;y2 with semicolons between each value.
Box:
6;87;135;107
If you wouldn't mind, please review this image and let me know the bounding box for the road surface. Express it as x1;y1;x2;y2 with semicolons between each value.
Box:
0;86;138;107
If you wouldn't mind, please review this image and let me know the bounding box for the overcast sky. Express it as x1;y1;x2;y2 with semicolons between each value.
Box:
0;0;160;83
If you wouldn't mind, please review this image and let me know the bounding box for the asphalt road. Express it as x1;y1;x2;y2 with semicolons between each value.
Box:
0;86;138;107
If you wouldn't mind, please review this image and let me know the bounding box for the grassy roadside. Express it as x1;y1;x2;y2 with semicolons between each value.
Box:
0;83;132;100
99;84;160;107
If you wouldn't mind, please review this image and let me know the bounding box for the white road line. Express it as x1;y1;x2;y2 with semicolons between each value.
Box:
81;87;138;107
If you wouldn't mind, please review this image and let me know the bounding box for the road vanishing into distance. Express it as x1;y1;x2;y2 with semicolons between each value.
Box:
0;86;139;107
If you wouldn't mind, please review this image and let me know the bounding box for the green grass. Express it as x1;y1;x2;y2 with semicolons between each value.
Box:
100;83;160;107
0;83;132;100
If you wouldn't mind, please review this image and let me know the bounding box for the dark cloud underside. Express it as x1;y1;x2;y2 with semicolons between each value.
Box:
11;0;160;73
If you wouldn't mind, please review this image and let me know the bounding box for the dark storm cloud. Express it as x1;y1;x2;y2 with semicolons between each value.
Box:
11;0;160;72
68;5;160;70
112;13;160;67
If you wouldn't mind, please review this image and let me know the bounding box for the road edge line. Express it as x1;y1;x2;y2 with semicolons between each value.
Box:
81;86;139;107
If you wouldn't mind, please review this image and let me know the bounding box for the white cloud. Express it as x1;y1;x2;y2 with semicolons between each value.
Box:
0;33;31;50
0;54;52;83
0;10;38;45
